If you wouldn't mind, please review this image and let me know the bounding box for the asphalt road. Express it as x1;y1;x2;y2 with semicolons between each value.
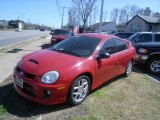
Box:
0;30;50;47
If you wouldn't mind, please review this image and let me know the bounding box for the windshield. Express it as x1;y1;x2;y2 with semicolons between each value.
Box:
51;36;101;57
128;33;140;41
54;30;71;35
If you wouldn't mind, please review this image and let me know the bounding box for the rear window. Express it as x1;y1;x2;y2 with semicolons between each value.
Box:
155;34;160;42
54;30;71;35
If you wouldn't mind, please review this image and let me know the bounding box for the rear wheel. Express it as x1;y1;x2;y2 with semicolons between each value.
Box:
67;75;91;106
147;58;160;74
124;60;133;77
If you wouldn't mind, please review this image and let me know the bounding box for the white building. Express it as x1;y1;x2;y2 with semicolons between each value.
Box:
0;20;9;28
88;22;117;33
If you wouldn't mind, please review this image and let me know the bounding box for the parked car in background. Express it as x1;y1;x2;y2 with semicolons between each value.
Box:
13;33;135;105
114;32;134;39
40;28;45;31
135;42;160;74
50;29;72;44
128;32;160;46
131;32;160;74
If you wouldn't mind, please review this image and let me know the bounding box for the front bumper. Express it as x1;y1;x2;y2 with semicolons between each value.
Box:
135;53;149;64
13;72;70;105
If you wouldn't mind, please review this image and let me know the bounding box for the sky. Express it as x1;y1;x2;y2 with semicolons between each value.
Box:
0;0;160;28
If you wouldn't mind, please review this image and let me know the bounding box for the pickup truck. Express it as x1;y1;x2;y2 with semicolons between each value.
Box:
135;42;160;74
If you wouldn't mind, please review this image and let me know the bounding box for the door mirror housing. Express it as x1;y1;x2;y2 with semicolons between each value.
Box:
96;52;110;60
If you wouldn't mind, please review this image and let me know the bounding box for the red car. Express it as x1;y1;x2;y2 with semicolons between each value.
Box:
50;29;72;44
13;33;136;105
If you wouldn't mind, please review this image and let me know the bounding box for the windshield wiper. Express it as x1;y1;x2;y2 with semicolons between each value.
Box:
52;48;81;57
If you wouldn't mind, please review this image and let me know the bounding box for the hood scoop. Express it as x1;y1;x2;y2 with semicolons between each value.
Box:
29;59;39;64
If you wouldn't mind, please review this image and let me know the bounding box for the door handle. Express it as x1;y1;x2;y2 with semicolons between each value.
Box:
116;61;119;64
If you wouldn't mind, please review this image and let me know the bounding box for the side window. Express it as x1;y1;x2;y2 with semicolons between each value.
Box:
136;34;152;42
114;38;127;52
100;39;116;54
155;34;160;42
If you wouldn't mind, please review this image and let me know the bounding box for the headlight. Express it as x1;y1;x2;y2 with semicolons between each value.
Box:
41;71;59;84
138;48;148;54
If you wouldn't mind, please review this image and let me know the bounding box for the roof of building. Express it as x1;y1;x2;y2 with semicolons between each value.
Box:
88;22;112;30
127;15;160;24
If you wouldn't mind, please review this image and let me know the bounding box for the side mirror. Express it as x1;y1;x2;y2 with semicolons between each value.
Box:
50;32;53;35
96;52;110;60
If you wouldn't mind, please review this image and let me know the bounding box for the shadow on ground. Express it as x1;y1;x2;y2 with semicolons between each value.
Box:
1;65;158;118
0;79;71;117
133;64;160;82
40;44;51;49
0;74;124;118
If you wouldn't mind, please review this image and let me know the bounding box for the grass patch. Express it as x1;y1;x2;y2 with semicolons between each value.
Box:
0;105;7;113
72;72;160;120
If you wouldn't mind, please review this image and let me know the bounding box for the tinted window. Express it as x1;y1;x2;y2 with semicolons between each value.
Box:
129;33;140;41
54;30;71;35
100;39;116;54
136;34;152;42
114;38;127;52
115;33;134;39
155;34;160;42
51;36;101;57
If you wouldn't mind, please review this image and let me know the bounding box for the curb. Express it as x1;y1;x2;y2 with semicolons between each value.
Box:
0;35;48;51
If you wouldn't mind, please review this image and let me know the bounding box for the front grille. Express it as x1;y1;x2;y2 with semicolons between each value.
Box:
16;67;35;79
16;83;35;97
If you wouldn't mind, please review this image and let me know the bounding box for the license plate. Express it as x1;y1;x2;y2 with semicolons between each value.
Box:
15;76;23;88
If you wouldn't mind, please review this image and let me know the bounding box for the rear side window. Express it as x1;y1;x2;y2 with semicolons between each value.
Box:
100;39;116;54
114;38;127;52
136;34;152;42
155;34;160;42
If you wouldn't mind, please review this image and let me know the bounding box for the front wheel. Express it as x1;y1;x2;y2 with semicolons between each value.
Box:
67;75;91;106
147;58;160;74
124;60;133;77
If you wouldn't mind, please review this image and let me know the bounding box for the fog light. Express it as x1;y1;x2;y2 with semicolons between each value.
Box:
44;90;51;98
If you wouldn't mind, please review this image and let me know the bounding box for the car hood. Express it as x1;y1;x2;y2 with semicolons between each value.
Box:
19;49;84;76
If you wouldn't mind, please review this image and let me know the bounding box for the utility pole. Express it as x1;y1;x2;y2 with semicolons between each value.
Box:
61;7;67;28
99;0;104;32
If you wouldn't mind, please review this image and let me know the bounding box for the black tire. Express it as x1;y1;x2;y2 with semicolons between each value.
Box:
147;58;160;74
124;60;133;77
67;75;91;106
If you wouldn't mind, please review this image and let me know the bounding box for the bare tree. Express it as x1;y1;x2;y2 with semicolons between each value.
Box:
103;11;107;22
93;7;98;24
118;5;145;24
68;7;79;27
71;0;97;31
118;8;127;24
110;8;119;23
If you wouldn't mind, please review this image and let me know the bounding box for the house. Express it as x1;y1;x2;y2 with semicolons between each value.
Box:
126;15;160;32
0;20;9;28
88;22;117;33
116;24;127;32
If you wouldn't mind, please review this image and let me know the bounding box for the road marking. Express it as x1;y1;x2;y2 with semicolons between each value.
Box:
0;35;49;50
134;67;160;84
144;74;160;84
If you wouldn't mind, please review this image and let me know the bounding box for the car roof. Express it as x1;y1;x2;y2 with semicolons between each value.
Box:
78;33;117;41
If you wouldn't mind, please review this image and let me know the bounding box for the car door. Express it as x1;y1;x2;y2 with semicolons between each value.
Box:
114;38;130;75
95;39;117;86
